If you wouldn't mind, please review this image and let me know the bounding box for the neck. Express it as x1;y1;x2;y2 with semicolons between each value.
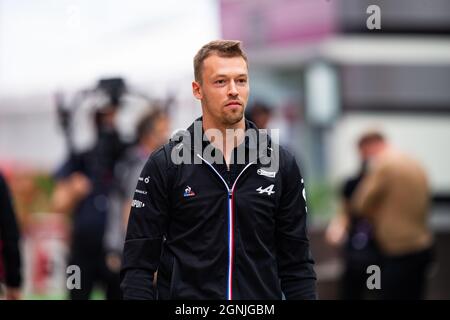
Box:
202;113;245;134
202;114;246;166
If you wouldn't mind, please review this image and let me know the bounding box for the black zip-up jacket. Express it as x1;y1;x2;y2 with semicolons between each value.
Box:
121;118;316;300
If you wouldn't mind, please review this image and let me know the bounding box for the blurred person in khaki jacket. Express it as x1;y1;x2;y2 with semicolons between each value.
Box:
326;137;380;300
352;131;434;300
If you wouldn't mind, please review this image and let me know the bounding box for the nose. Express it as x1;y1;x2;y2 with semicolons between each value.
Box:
228;80;238;97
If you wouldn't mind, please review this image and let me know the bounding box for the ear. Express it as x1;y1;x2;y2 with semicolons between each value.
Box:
192;81;202;100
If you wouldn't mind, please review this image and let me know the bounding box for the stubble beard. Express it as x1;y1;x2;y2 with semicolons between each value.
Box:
221;106;244;126
203;95;245;127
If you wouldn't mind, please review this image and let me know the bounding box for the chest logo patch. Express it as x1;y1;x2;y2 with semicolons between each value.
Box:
257;168;277;178
183;185;196;197
256;184;275;195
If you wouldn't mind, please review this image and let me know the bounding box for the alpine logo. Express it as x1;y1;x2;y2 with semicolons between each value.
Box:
256;184;275;195
131;200;145;208
183;185;196;197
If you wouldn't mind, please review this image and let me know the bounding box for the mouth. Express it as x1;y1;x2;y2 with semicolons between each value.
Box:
225;101;242;107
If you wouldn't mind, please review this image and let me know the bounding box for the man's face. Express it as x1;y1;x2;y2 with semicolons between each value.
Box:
152;115;170;148
192;54;249;126
96;106;117;132
141;115;170;150
359;141;384;160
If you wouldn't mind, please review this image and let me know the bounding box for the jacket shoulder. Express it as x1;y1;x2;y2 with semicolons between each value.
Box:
276;144;297;168
276;145;306;182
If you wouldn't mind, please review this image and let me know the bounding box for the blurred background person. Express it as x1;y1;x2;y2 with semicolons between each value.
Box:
51;98;127;300
352;131;434;300
245;101;273;129
103;109;170;278
0;171;22;300
326;135;380;299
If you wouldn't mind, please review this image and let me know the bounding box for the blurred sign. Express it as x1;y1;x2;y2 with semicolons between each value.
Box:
24;213;68;298
220;0;337;48
305;62;340;126
341;65;450;113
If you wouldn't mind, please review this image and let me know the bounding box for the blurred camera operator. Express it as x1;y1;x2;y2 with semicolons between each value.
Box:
52;101;127;300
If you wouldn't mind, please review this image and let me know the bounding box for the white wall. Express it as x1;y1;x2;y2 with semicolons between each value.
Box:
0;0;220;98
0;0;219;170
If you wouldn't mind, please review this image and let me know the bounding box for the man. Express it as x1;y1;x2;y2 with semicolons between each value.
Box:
52;104;126;300
104;110;169;274
121;40;316;300
326;136;380;299
352;131;433;299
245;101;273;129
0;171;22;300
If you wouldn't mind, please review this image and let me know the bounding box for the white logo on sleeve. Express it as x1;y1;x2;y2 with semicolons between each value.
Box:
301;179;308;213
301;179;307;201
138;176;150;184
131;200;145;208
256;184;275;195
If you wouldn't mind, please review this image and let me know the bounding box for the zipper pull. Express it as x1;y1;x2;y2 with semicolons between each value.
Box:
228;190;232;199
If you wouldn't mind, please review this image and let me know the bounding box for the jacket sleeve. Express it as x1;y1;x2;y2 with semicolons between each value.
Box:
120;148;170;300
276;152;317;300
0;173;22;288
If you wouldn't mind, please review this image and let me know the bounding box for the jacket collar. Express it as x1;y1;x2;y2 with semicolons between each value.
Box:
170;116;276;166
184;116;270;151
